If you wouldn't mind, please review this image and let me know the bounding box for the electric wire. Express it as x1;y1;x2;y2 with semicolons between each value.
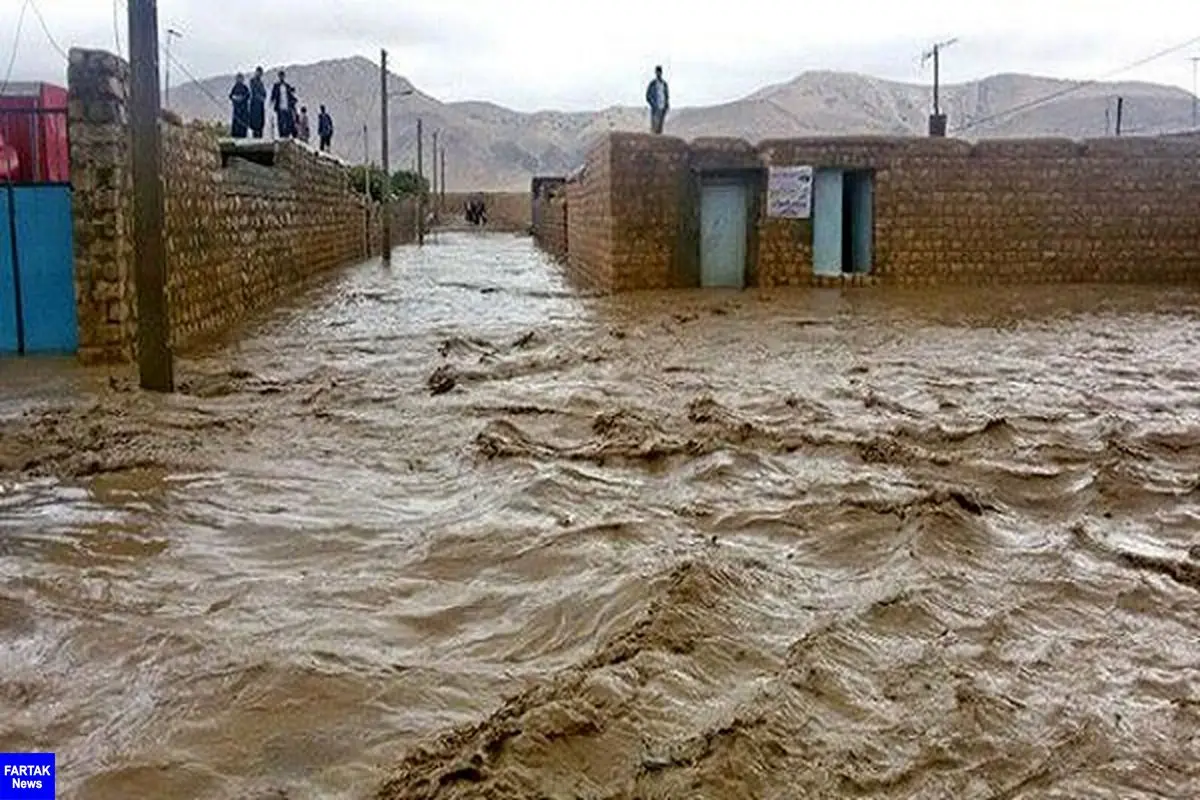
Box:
0;0;32;96
954;33;1200;134
27;0;69;62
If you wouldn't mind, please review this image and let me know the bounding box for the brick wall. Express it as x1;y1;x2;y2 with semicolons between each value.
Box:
531;177;567;261
564;137;613;290
559;131;1200;292
69;47;392;364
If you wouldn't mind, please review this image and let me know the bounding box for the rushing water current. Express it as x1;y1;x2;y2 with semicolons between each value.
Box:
2;232;1199;799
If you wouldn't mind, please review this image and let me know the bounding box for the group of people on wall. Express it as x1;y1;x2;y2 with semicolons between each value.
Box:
228;68;335;152
225;63;668;153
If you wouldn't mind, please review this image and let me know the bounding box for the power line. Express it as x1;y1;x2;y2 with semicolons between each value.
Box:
954;32;1200;134
27;0;69;62
1;0;32;96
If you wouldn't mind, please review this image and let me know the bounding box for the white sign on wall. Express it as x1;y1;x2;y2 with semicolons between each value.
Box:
766;165;814;219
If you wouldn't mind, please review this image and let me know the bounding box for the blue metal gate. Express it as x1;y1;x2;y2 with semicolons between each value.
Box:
1;183;77;355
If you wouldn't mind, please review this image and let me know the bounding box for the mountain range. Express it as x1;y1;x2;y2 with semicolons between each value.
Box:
168;57;1199;191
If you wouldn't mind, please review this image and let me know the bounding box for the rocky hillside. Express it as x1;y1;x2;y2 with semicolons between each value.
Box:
169;58;1197;191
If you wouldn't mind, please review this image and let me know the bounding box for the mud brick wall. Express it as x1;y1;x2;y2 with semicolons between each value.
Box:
531;178;567;261
606;134;691;290
560;131;1200;292
68;47;379;364
564;137;614;290
536;191;568;262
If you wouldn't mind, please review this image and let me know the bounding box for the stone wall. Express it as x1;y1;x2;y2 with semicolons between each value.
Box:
560;131;1200;292
69;48;388;364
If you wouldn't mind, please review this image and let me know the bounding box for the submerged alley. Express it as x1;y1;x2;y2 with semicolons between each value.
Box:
3;232;1200;798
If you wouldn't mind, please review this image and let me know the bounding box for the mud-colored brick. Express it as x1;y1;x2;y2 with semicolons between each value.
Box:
551;131;1200;292
69;47;388;364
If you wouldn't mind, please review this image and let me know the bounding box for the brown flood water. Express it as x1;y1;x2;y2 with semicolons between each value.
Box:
2;232;1200;800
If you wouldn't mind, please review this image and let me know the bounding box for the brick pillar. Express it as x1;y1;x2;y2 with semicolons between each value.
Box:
68;48;136;364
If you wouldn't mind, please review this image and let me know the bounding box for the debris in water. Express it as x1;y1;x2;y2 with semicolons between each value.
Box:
427;365;458;395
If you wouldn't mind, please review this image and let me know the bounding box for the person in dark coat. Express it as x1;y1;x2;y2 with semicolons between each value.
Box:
645;65;669;134
317;105;334;151
248;66;267;138
270;70;294;138
229;73;250;138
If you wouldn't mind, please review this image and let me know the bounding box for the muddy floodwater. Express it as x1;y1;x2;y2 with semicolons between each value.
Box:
2;232;1199;799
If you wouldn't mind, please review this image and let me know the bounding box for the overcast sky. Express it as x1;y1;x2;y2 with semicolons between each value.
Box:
5;0;1199;111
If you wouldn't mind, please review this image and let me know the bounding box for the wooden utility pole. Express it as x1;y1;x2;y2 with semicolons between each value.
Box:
440;146;446;211
1115;96;1124;136
921;37;957;137
380;49;391;262
431;129;438;221
416;117;424;246
128;0;173;391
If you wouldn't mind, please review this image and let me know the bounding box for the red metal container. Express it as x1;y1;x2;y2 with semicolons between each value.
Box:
0;82;69;183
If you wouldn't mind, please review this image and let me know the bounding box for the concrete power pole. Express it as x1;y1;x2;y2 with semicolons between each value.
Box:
380;49;391;263
128;0;173;391
1191;56;1199;129
416;117;424;246
163;27;180;109
361;122;369;256
431;129;438;222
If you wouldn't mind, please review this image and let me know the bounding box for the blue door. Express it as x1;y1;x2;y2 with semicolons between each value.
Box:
699;181;748;288
0;189;17;352
812;169;843;275
12;185;77;353
1;184;77;356
850;173;873;273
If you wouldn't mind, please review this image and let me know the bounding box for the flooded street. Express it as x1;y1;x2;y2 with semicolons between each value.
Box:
2;232;1199;799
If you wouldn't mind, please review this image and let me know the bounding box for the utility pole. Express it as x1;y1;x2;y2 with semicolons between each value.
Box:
128;0;173;391
1115;96;1124;136
922;37;957;137
1191;56;1199;129
380;49;391;263
416;117;424;246
361;122;369;256
440;146;446;212
162;27;181;108
431;129;438;222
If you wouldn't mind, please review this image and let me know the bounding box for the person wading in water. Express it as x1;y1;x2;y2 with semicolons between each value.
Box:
645;65;670;134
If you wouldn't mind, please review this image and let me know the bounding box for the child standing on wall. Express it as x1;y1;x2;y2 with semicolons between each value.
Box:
296;107;312;143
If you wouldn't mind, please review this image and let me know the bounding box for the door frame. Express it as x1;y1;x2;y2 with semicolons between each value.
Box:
681;167;764;288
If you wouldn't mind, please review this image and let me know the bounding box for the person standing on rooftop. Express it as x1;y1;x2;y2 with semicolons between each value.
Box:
248;67;267;138
646;65;670;134
229;73;250;138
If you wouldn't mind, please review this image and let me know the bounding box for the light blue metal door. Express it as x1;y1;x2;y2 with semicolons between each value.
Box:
850;173;873;273
700;181;747;288
812;169;843;275
0;188;17;353
11;185;77;354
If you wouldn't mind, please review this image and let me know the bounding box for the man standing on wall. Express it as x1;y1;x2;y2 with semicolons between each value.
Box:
270;70;294;139
229;73;250;138
646;65;669;134
317;106;334;151
249;67;267;138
